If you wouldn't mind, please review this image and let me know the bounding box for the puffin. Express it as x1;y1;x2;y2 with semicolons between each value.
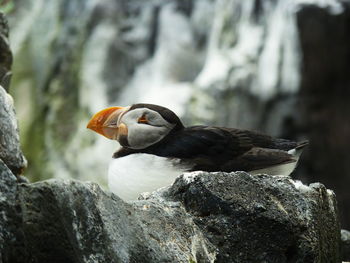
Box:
87;103;307;200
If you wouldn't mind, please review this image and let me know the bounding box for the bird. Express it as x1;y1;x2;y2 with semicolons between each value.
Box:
87;103;307;200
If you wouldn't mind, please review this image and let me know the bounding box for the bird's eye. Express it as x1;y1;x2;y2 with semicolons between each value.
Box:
107;121;118;127
137;114;149;124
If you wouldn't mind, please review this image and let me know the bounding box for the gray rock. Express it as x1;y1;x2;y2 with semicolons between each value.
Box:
0;85;26;176
0;12;12;91
341;229;350;261
296;1;350;229
0;161;341;262
2;163;214;262
0;13;25;177
167;172;341;262
0;159;19;263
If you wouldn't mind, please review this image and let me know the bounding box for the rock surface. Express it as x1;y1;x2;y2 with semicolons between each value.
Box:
0;13;26;176
0;159;341;262
0;12;12;91
297;1;350;229
342;229;350;261
0;85;26;176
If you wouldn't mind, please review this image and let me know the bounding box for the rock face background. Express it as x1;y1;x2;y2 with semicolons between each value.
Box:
5;0;350;229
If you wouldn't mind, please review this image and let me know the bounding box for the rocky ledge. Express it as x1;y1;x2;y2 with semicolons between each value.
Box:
0;160;341;263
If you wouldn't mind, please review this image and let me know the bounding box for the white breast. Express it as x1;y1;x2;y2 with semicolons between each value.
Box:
108;154;190;201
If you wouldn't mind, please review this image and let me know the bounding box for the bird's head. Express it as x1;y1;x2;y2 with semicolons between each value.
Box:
87;103;184;149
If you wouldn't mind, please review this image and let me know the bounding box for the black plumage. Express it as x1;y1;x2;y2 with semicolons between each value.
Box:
113;104;306;173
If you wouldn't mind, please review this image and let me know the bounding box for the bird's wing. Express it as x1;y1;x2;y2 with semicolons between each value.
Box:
154;126;298;172
220;147;296;172
148;125;252;158
222;127;298;151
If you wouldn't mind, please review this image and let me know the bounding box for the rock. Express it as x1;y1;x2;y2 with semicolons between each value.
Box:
0;13;26;176
0;85;26;176
0;159;20;263
0;12;12;91
167;172;340;262
341;229;350;261
1;162;341;262
1;162;214;262
296;1;350;229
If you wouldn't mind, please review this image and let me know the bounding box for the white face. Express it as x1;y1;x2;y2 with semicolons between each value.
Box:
119;108;176;149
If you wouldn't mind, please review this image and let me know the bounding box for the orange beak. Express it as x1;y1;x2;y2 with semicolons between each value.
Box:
87;106;129;140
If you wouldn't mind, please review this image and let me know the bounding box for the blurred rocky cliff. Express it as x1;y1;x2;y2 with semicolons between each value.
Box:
6;0;350;227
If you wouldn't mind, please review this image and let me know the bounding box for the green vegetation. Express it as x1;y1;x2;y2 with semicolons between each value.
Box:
0;0;14;14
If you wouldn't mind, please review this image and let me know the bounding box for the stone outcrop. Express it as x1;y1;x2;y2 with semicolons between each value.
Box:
0;12;12;91
0;12;26;176
0;160;341;262
0;86;27;176
341;229;350;262
296;1;350;229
